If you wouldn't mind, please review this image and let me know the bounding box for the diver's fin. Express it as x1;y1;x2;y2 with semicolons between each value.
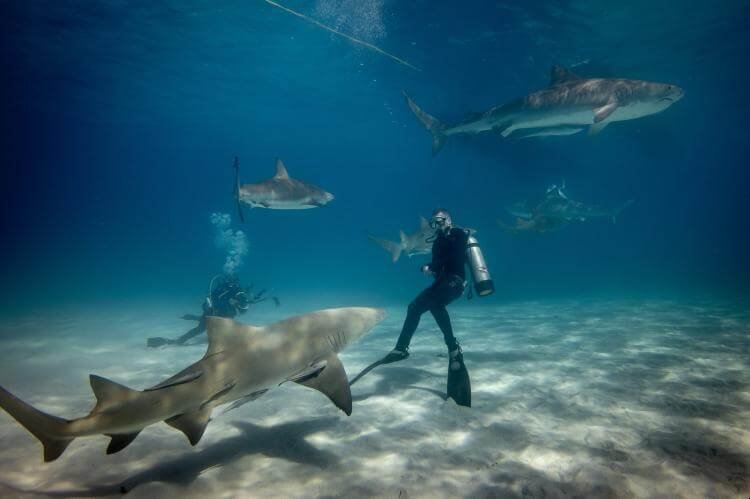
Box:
106;431;141;454
274;158;290;179
90;375;140;413
0;385;74;462
549;65;582;85
234;156;245;222
349;350;409;386
588;120;609;135
403;90;447;156
368;234;403;263
593;102;617;123
165;406;212;445
295;353;352;415
447;359;471;407
146;336;172;348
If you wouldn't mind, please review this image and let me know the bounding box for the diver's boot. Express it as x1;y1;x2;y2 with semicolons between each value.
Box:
446;344;471;407
349;347;409;386
381;347;410;364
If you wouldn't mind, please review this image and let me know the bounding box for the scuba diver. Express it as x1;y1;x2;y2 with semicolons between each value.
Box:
146;275;279;348
350;208;494;407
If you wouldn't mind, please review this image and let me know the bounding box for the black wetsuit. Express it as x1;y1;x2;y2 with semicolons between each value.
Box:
395;227;469;352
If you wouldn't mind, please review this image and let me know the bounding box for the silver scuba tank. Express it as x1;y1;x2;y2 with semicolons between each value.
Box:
466;234;494;296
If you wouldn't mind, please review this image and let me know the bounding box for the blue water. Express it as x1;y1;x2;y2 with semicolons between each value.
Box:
2;0;748;311
1;2;750;496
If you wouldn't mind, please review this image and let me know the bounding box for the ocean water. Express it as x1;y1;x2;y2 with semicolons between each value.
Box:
1;1;749;498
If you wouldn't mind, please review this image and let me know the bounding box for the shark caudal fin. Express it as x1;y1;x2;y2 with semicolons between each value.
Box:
233;156;245;222
0;385;73;462
368;234;403;263
403;91;446;156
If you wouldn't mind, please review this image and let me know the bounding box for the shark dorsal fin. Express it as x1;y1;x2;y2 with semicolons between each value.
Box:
550;65;581;86
419;216;430;231
205;316;260;355
274;158;290;179
89;375;139;413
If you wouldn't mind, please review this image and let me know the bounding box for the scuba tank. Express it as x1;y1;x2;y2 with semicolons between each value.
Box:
465;234;494;296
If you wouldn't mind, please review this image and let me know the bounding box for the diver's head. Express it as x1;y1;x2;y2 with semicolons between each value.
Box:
430;208;452;234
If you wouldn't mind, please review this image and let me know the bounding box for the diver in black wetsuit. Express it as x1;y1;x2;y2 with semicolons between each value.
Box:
146;275;279;348
390;208;468;361
351;208;492;406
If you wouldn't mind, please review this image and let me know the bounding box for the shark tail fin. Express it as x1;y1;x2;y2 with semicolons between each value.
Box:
403;91;446;156
234;156;245;222
0;385;73;462
368;234;403;263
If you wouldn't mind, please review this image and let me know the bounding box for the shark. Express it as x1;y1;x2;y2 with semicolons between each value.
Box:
404;65;684;155
533;184;634;222
234;157;334;220
0;307;385;462
368;216;433;262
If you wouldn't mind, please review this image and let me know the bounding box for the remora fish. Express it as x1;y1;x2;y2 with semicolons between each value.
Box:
0;307;385;462
404;65;684;155
234;157;334;220
368;216;433;262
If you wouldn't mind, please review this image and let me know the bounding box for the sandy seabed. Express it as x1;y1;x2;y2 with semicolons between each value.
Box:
0;299;748;499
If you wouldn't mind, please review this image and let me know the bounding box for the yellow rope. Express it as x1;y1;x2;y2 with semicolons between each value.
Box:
262;0;422;72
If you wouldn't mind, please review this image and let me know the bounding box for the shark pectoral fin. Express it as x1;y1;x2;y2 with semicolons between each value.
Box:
588;121;609;135
90;375;140;413
593;102;617;123
165;406;212;446
295;354;352;416
106;431;142;454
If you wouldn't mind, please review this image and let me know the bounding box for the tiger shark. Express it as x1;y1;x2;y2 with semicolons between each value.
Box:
0;307;385;462
234;157;334;220
368;216;433;262
404;65;684;155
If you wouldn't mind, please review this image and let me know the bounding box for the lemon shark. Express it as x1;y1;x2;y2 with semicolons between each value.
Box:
234;157;334;220
404;65;684;155
0;307;385;462
368;216;433;262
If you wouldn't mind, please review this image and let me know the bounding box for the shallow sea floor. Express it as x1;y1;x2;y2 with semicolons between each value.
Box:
0;299;748;498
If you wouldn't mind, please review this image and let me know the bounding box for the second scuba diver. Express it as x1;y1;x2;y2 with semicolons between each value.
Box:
146;275;279;347
350;208;493;407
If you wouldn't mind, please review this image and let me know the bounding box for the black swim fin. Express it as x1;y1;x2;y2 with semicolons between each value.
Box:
447;358;471;407
146;337;174;348
349;350;409;386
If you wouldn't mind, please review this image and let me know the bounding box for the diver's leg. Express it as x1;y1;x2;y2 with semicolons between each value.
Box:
173;316;207;345
430;306;458;351
394;286;436;352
